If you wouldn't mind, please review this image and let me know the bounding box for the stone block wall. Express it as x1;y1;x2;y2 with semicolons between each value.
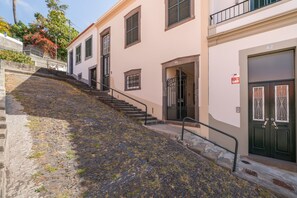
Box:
0;33;23;52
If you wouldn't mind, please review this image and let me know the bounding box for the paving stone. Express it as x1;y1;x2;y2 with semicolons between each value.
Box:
202;148;222;162
0;124;6;130
0;139;5;152
0;129;6;139
272;179;295;192
187;143;207;154
0;152;4;169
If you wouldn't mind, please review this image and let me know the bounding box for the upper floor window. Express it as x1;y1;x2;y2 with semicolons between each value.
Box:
125;6;141;48
85;36;92;59
75;44;81;64
102;34;110;56
166;0;194;29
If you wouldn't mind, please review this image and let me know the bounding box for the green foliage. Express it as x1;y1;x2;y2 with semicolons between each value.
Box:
0;50;34;65
0;17;11;36
27;0;78;61
10;21;29;41
4;0;79;61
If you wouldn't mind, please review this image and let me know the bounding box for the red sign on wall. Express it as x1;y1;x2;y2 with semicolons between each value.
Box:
231;74;240;84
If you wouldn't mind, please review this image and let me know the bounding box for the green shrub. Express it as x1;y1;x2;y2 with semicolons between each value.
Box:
0;49;34;65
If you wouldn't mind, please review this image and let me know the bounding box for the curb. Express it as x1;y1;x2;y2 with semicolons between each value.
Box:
0;66;7;197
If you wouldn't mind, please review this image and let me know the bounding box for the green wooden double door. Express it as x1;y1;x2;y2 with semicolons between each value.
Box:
249;81;296;162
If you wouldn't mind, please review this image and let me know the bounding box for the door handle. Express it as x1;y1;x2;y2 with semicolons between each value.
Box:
262;118;269;128
272;121;278;130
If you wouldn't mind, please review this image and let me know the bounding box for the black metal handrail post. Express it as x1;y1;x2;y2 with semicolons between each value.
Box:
181;117;238;172
92;79;148;125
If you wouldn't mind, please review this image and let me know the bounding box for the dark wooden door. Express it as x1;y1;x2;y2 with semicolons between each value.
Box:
176;70;187;120
69;51;73;74
101;33;110;91
249;81;295;162
102;55;110;91
90;68;96;88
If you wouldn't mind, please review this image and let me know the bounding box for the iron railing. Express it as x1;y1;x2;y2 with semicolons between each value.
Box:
181;117;239;172
210;0;281;25
23;48;44;57
92;80;148;125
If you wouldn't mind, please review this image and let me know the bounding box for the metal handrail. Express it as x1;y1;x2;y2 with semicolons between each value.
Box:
210;0;281;25
92;79;148;125
181;117;238;172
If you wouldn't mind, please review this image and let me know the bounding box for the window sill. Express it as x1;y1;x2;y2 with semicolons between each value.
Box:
165;16;195;31
125;88;141;91
125;40;141;49
85;55;92;61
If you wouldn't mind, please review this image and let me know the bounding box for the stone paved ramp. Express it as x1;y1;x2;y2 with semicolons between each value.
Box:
4;71;278;197
147;124;297;198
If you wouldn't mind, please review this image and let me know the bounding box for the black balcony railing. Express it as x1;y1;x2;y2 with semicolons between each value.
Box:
210;0;281;25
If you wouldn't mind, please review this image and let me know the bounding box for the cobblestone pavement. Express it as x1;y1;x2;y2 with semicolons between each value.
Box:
5;72;279;197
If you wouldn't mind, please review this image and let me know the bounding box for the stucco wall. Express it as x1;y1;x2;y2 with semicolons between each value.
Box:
96;0;202;119
209;23;297;155
0;33;23;52
67;27;97;84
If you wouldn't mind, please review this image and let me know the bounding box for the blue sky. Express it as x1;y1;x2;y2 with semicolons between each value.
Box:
0;0;118;32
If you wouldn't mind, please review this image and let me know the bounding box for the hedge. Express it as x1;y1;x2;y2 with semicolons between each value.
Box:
0;49;34;65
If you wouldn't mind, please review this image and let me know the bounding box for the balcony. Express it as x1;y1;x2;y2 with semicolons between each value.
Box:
210;0;281;25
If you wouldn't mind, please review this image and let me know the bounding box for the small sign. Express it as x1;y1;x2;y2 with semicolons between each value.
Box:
231;74;240;84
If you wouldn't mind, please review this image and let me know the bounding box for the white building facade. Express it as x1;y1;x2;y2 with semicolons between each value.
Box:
208;0;297;161
67;24;98;86
68;0;209;126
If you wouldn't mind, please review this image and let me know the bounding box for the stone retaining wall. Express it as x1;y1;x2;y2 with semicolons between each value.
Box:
0;59;36;72
0;33;23;52
0;66;7;197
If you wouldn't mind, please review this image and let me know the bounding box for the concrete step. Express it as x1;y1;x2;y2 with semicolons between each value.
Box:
112;103;134;108
143;119;164;125
117;106;140;111
134;116;158;121
128;113;151;117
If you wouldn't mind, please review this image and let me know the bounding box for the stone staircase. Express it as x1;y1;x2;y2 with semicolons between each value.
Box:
96;91;162;125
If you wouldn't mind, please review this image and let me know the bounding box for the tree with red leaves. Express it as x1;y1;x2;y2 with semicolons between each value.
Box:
24;30;57;59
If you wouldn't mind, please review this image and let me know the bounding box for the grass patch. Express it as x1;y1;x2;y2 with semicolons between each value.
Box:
45;164;58;173
76;168;86;175
112;173;121;180
35;185;47;193
56;192;70;198
95;143;100;149
28;117;41;131
66;150;75;160
29;151;45;159
32;171;43;180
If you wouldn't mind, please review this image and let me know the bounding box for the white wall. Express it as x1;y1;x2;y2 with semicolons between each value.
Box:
0;33;23;52
209;23;297;127
67;27;97;83
96;0;202;119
